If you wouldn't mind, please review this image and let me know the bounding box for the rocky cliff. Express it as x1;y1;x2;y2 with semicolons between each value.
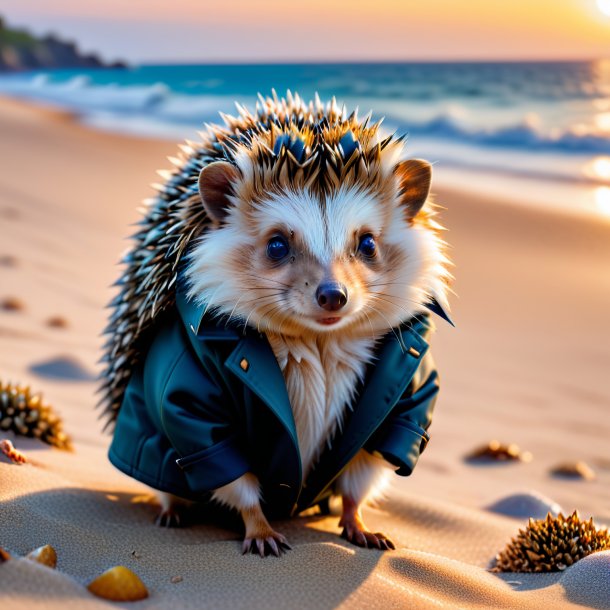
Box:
0;17;126;71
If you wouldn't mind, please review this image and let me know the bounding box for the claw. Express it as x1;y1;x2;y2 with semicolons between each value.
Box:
241;532;291;557
154;509;183;528
240;504;290;557
340;519;395;551
266;537;280;557
256;539;265;557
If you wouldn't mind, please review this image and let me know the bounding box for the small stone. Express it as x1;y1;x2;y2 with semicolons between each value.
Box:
466;440;532;463
486;492;563;519
170;575;183;584
26;544;57;568
551;461;596;481
0;255;17;267
46;316;68;329
87;566;149;601
1;297;24;312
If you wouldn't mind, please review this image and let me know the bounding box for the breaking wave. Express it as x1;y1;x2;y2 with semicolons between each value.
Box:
0;73;609;156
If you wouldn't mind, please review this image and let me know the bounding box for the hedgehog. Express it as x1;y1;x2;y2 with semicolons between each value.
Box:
493;511;610;572
0;380;71;450
101;91;453;556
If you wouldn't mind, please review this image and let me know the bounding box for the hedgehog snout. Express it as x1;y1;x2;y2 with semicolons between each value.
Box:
315;282;348;312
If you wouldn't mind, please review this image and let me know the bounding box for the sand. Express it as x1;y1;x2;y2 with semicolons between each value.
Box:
0;96;609;609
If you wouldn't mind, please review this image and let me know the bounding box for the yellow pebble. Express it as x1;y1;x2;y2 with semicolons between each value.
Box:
87;566;149;602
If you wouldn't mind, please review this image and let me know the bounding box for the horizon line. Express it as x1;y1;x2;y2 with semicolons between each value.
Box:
132;56;610;67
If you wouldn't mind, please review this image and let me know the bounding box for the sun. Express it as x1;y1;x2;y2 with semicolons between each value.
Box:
598;0;610;16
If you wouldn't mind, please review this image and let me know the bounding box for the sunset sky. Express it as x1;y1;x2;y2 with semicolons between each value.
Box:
3;0;610;63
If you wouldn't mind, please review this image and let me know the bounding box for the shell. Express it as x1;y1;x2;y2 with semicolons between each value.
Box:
551;461;596;481
26;544;57;568
0;438;27;464
99;91;448;430
0;381;71;450
493;511;610;572
87;566;149;601
466;440;532;463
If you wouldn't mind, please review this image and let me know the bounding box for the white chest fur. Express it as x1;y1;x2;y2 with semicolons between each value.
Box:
266;332;379;479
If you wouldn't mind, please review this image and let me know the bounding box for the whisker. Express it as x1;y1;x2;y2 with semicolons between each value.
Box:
217;292;286;329
257;299;283;332
362;303;406;353
368;293;420;320
359;308;376;340
239;273;292;289
259;302;286;333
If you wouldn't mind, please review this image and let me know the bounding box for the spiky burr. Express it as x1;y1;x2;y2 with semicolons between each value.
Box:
493;511;610;572
0;381;71;450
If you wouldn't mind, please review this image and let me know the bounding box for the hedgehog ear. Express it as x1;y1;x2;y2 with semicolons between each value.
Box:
198;161;240;224
394;159;432;220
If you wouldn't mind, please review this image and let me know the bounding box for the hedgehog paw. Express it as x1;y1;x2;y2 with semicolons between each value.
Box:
241;529;291;557
240;504;291;557
339;513;395;551
154;508;184;528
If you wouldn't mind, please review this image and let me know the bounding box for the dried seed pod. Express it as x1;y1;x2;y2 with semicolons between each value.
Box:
87;566;149;602
493;511;610;572
26;544;57;568
551;461;596;481
0;381;71;450
466;440;532;463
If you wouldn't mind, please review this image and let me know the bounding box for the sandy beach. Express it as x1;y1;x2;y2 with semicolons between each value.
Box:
1;95;609;609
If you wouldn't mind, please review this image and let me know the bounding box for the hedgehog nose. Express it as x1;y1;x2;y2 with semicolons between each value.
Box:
316;282;348;311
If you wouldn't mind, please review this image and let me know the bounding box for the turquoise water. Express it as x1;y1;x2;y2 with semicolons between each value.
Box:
2;61;610;217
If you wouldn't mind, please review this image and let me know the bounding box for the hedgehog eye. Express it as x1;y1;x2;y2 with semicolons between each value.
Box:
266;236;289;261
358;234;376;258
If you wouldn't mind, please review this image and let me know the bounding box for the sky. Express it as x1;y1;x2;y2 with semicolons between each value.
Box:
2;0;610;64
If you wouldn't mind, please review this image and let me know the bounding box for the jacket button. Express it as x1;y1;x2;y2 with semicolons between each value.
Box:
240;358;249;372
407;346;420;358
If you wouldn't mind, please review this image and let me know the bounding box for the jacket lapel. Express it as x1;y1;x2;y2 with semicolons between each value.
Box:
176;290;298;447
224;335;300;460
176;288;302;484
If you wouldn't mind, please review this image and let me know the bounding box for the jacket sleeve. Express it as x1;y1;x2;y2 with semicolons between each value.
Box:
364;321;439;476
143;321;250;494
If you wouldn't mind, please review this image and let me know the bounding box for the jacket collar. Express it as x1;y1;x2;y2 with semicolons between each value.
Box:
176;285;252;341
423;297;454;327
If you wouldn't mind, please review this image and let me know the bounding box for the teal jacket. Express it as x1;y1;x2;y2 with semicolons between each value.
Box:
109;287;442;518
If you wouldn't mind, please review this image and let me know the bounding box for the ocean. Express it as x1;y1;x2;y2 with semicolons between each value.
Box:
1;61;609;218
